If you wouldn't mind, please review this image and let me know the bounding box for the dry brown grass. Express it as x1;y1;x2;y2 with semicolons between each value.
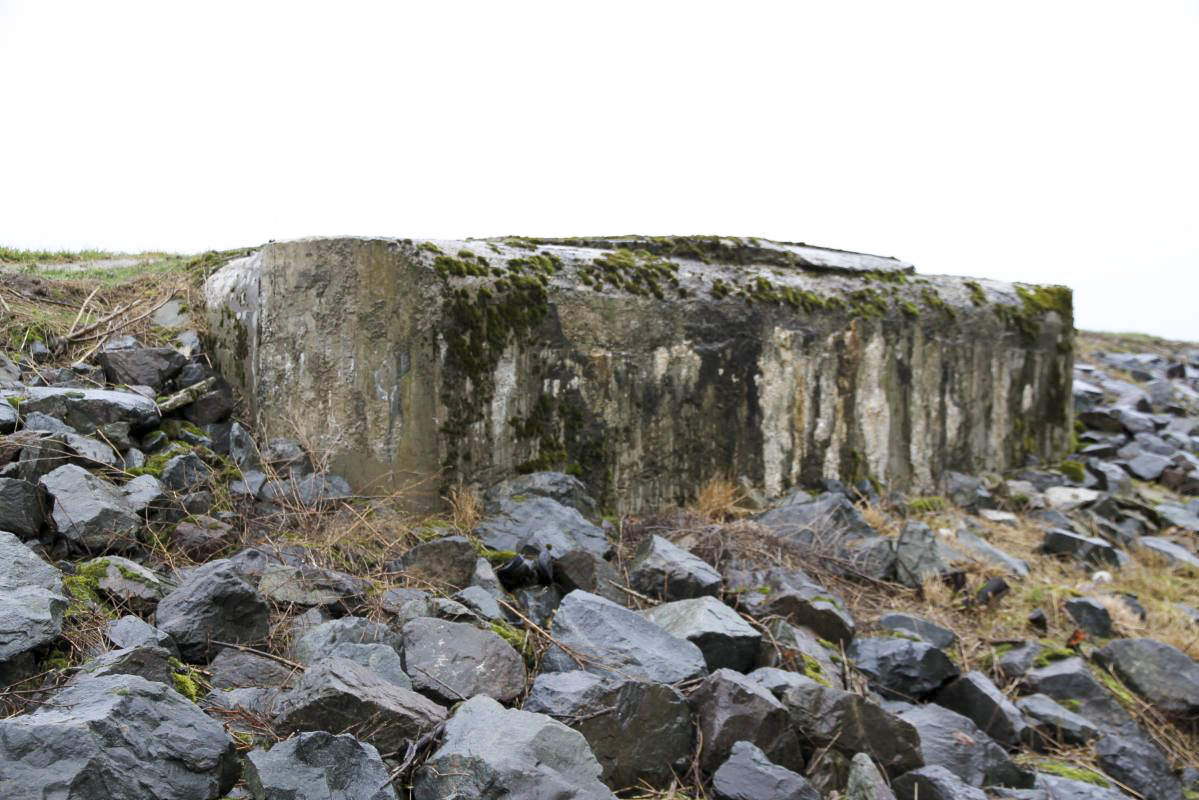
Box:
692;478;751;522
447;484;482;534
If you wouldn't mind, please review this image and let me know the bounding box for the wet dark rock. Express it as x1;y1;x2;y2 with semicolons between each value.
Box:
945;471;992;511
550;547;627;605
934;671;1029;748
483;471;599;518
1064;597;1113;637
877;613;957;650
391;534;478;590
244;731;398;800
893;765;988;800
39;463;141;551
69;644;174;686
628;533;722;600
642;595;761;672
848;636;959;700
513;584;563;626
1094;637;1199;718
107;614;178;657
156;560;271;662
897;704;1029;788
845;752;897;800
262;438;312;477
755;619;844;689
0;476;44;537
401;616;526;704
691;668;804;774
893;521;949;588
1021;657;1137;735
541;590;708;683
781;679;923;776
727;566;856;645
0;674;238;799
209;647;297;689
711;740;821;800
414;694;616;799
96;346;187;392
1041;529;1122;567
1095;733;1184;800
0;532;66;679
476;495;610;559
1016;693;1100;747
183;383;235;425
273;657;446;754
16;386;160;434
525;671;693;790
161;452;212;490
257;562;369;610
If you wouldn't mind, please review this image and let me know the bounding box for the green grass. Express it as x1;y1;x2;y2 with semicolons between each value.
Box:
0;245;117;264
27;253;189;284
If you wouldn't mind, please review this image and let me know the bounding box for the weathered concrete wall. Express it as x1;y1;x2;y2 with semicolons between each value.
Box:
204;236;1073;511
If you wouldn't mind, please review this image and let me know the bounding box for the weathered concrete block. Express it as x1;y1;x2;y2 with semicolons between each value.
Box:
205;236;1072;511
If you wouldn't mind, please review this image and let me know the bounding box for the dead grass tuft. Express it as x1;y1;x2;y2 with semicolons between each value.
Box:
692;478;750;522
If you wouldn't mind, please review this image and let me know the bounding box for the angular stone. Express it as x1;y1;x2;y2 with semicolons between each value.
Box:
641;595;761;672
878;613;957;650
1015;693;1100;746
691;668;803;774
1044;486;1100;511
391;534;478;590
629;534;722;600
15;387;160;434
781;679;924;776
727;566;856;645
0;674;238;799
39;463;141;551
122;473;166;513
413;694;615;799
69;644;174;686
0;532;66;674
82;555;174;612
401;616;525;703
484;470;599;518
258;562;369;610
758;492;880;545
1030;773;1135;799
1095;734;1184;800
525;671;693;790
755;619;845;689
259;472;352;507
1065;597;1113;637
897;704;1028;788
1041;529;1121;567
161;452;212;490
476;496;610;559
1125;452;1172;481
1135;537;1199;568
156;560;271;662
546;548;626;605
206;238;1072;513
173;515;235;560
1094;638;1199;718
712;740;821;800
96;346;187;392
1022;657;1137;735
893;765;988;800
0;477;44;537
934;671;1029;748
894;521;950;588
848;637;960;700
273;657;446;754
846;752;897;800
954;530;1030;578
244;731;398;800
209;647;296;689
542;590;708;683
107;614;178;657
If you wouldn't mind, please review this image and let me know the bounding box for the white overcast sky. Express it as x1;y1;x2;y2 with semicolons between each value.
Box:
1;1;1196;339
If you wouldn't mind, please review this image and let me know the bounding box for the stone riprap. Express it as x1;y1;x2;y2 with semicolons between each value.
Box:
205;236;1073;510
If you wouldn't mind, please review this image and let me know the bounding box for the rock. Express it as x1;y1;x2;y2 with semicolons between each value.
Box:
259;472;352;507
848;636;960;700
173;515;235;559
391;534;478;589
892;765;988;800
1044;486;1100;511
0;532;66;679
210;647;297;689
934;671;1029;747
81;555;174;612
401;616;526;703
877;612;957;650
955;529;1030;578
156;560;271;662
945;471;992;510
1125;451;1172;481
893;522;950;588
475;496;610;559
414;694;615;799
691;668;804;773
757;492;880;545
1094;638;1199;718
846;752;897;800
995;641;1043;680
379;587;435;623
257;562;369;610
228;421;260;470
711;740;821;800
183;384;235;425
69;644;174;686
244;731;398;800
39;463;141;551
1095;734;1184;800
107;614;178;656
547;548;627;605
726;566;856;645
15;386;160;434
628;534;722;600
292;616;402;660
0;674;238;799
0;477;44;536
1041;529;1122;567
161;452;212;490
897;704;1028;788
122;473;166;513
1136;536;1199;568
755;619;844;688
641;595;761;672
96;346;187;392
1015;693;1100;746
1064;597;1113;637
524;671;693;790
273;657;446;754
542;590;708;683
453;584;504;620
1021;657;1136;735
261;437;313;476
0;400;16;431
781;679;924;776
484;471;599;518
1031;773;1135;799
61;431;118;466
1157;502;1199;532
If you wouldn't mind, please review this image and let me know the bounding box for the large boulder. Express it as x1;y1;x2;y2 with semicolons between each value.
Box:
711;740;821;800
1021;657;1138;735
935;671;1030;748
39;463;141;551
244;731;398;800
848;636;959;700
0;531;66;679
641;595;761;672
96;346;187;392
1015;693;1100;747
484;471;599;518
14;387;160;434
155;560;271;662
1094;638;1199;718
896;704;1029;789
524;671;693;790
475;496;610;559
691;668;804;774
1095;734;1184;800
413;694;616;800
0;674;238;799
273;657;447;754
541;590;707;683
400;616;526;704
628;534;722;600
